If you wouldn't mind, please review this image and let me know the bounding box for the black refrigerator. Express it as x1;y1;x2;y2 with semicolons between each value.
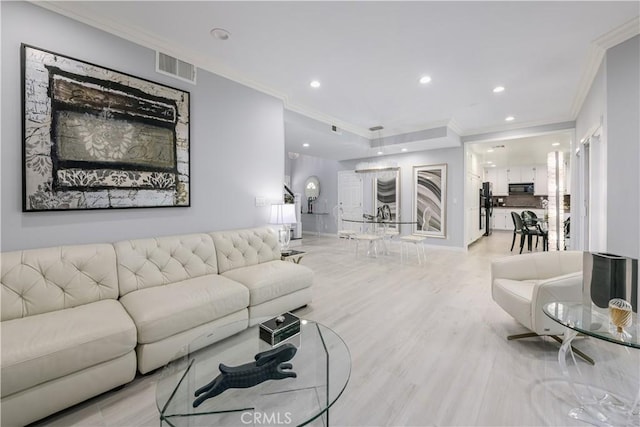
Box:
480;182;493;236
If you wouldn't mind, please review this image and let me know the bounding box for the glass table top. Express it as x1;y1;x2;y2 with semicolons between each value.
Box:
156;319;351;426
543;302;640;349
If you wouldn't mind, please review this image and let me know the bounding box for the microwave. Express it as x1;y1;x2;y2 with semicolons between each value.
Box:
508;183;534;194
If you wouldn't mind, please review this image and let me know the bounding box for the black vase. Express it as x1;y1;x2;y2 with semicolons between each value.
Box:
586;252;638;312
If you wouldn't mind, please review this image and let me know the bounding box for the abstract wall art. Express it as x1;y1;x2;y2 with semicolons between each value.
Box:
22;44;190;211
374;169;400;230
413;164;447;238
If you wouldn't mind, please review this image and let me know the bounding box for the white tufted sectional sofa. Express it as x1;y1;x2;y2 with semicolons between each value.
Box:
0;226;312;426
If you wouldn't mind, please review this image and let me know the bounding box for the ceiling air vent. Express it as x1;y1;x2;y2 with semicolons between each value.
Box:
156;52;196;84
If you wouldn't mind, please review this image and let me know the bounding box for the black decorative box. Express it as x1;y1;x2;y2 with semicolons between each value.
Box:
259;312;301;346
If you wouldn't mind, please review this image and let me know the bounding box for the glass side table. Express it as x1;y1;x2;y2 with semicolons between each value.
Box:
543;302;639;427
156;319;351;426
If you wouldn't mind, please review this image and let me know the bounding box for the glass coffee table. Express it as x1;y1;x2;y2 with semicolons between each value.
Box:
156;318;351;426
543;302;639;427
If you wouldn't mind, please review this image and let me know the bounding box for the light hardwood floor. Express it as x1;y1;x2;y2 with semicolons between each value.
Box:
31;231;639;427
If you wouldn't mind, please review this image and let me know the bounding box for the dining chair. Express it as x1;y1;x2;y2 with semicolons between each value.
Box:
510;212;527;254
376;205;399;253
399;208;431;264
563;216;570;250
333;205;357;245
521;210;541;249
353;220;382;257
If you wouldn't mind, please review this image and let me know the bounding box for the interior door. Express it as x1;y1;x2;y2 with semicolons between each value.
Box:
337;171;363;233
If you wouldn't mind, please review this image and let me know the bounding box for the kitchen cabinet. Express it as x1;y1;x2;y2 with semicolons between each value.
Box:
492;208;511;230
485;167;508;196
467;207;482;244
507;166;536;183
534;164;548;195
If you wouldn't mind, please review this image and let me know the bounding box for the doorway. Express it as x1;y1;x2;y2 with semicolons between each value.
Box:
337;171;363;233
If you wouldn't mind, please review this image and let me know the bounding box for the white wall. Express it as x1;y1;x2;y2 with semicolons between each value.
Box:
340;148;465;248
605;35;639;258
291;154;340;235
574;35;640;259
574;61;607;252
1;2;284;250
289;146;466;248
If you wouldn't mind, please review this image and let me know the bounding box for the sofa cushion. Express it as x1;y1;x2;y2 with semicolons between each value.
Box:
1;299;136;397
1;244;119;321
222;260;313;306
118;275;249;344
210;227;280;274
115;234;218;297
492;278;538;330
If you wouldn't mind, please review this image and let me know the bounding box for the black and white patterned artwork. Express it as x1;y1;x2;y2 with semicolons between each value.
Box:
413;164;447;237
374;170;400;230
22;44;190;211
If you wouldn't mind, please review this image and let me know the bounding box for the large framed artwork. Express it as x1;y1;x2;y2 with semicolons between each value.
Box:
413;164;447;238
22;44;190;211
373;169;400;230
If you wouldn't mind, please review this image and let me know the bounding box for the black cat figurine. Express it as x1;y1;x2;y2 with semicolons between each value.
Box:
192;344;297;407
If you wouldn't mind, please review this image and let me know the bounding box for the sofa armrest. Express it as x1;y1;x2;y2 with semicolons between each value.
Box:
530;272;583;334
491;251;583;283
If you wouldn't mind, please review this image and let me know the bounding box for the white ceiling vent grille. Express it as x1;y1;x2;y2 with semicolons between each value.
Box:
156;52;196;84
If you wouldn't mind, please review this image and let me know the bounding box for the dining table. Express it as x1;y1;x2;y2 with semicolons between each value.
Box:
342;216;419;255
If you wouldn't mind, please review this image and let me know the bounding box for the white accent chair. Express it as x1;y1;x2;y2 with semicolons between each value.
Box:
400;209;431;264
491;250;593;364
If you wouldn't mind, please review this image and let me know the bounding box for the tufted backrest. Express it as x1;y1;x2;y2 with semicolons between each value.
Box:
114;234;218;297
1;244;118;321
209;227;280;274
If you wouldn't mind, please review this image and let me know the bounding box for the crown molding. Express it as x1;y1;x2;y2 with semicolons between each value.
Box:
31;1;372;139
376;119;453;139
282;102;370;138
31;2;639;145
570;16;640;118
460;119;575;143
594;16;640;50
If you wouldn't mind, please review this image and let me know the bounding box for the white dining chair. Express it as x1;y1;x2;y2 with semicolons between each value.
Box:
353;217;382;257
399;208;431;264
353;232;382;257
333;205;357;245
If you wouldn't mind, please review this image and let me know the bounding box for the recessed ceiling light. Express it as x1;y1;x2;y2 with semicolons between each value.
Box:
505;116;515;121
401;148;408;152
302;143;310;148
309;80;321;88
487;149;494;153
210;28;231;41
377;151;384;155
487;161;493;164
419;75;432;84
491;164;497;168
493;86;505;93
552;142;560;146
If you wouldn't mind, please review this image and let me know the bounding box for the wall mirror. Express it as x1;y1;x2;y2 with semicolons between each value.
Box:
304;176;320;199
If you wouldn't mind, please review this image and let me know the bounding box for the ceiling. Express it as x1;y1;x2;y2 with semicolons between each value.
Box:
467;132;573;168
39;1;639;160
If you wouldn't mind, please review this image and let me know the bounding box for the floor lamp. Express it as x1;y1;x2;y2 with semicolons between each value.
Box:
270;203;297;252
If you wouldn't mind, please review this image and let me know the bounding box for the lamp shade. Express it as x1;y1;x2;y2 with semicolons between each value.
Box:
269;203;296;225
